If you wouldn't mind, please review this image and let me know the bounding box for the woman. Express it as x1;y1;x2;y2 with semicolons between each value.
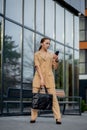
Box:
30;38;61;124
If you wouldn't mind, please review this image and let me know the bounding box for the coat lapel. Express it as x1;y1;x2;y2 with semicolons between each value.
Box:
39;51;49;61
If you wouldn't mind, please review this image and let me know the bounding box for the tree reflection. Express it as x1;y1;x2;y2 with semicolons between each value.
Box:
23;34;34;82
4;35;21;85
55;60;63;89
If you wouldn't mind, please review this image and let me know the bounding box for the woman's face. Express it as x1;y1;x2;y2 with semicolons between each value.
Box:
41;39;50;51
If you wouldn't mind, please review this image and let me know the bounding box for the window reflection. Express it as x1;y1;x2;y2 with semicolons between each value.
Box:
23;29;34;83
6;0;22;23
74;16;79;49
65;10;73;47
74;51;79;96
0;17;2;113
86;0;87;8
79;50;85;62
55;43;64;89
36;0;44;33
55;52;64;89
80;31;85;41
0;0;2;14
56;43;64;54
36;34;43;51
79;17;85;30
48;40;55;53
56;4;64;44
79;50;87;74
65;47;73;96
79;63;85;74
45;0;54;38
2;20;21;113
79;17;87;41
24;0;34;29
4;21;21;88
86;31;87;40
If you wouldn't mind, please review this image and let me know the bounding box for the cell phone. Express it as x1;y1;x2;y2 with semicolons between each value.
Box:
55;51;59;55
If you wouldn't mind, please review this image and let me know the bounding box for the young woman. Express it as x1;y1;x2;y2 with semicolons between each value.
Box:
30;38;61;124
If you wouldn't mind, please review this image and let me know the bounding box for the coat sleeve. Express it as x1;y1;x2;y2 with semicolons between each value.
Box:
51;53;58;70
52;60;58;70
34;53;40;67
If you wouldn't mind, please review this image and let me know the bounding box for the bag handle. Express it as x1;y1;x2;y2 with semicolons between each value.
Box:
38;85;48;93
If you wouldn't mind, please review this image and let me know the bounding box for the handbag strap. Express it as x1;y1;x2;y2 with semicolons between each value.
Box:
38;85;48;93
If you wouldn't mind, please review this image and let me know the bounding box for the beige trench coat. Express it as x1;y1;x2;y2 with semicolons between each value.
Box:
33;50;58;89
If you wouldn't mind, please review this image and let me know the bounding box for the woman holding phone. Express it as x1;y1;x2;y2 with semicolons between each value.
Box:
30;37;61;124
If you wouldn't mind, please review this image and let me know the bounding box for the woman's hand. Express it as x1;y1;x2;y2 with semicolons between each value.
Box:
52;54;59;70
40;78;45;86
53;54;58;61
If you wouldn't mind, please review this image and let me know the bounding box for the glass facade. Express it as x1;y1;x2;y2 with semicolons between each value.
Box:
80;16;87;41
79;50;87;74
24;0;34;29
0;0;79;115
86;0;87;9
0;16;2;114
6;0;22;23
56;4;64;43
79;13;87;75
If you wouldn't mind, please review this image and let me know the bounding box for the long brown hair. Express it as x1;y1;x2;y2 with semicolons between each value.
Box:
39;37;50;50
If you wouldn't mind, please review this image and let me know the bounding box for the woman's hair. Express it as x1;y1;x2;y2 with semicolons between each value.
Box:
39;37;50;50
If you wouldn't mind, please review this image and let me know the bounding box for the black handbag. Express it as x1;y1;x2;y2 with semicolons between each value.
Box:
32;86;53;110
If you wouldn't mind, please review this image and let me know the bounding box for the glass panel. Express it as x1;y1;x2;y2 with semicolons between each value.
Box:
74;16;79;49
24;0;34;29
79;50;85;62
86;0;87;9
55;43;64;89
79;50;87;74
85;63;87;74
65;47;73;96
56;43;64;53
36;0;44;33
80;31;85;41
86;31;87;40
56;4;64;44
85;18;87;30
0;16;2;114
3;20;21;113
74;51;79;96
79;62;87;74
79;17;85;30
49;40;55;53
79;63;85;74
65;10;73;47
6;0;22;23
45;0;54;38
0;0;2;14
36;34;43;51
85;50;87;62
23;29;34;84
23;29;34;113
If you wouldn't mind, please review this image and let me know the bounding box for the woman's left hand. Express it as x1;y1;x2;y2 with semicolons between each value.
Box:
53;54;58;61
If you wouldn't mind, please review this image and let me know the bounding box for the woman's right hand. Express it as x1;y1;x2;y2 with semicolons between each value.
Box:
40;78;45;86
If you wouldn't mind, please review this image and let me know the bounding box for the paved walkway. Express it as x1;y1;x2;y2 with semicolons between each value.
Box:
0;112;87;130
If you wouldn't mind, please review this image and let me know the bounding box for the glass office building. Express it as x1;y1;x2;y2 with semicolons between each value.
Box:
0;0;85;115
79;0;87;103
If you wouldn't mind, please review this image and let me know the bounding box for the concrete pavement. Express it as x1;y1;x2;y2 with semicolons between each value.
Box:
0;112;87;130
